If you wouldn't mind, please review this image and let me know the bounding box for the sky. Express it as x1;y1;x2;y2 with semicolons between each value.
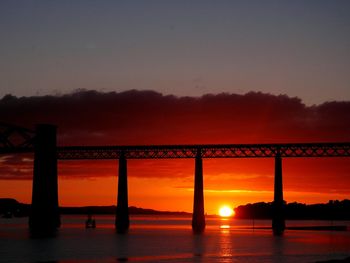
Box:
0;0;350;105
1;1;350;215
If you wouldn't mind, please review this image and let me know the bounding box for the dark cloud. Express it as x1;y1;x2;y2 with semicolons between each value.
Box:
1;90;350;180
1;89;350;145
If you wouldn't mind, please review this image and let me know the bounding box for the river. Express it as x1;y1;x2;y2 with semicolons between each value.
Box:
1;215;349;262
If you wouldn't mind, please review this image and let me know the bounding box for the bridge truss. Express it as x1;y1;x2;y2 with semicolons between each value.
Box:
57;142;350;159
0;122;349;159
0;122;35;153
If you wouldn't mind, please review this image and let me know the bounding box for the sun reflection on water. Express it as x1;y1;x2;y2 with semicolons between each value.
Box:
218;219;235;258
219;218;231;234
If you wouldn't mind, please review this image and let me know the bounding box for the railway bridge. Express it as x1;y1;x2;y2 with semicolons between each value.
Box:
1;123;350;235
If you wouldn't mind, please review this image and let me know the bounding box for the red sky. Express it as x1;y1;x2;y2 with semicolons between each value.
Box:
1;90;350;214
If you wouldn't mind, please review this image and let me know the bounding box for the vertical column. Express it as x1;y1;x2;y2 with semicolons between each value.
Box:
115;152;129;233
272;152;285;235
29;124;60;233
192;148;205;233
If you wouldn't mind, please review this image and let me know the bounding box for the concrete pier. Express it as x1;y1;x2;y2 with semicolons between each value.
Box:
272;153;285;235
29;124;60;234
192;149;205;233
115;152;130;233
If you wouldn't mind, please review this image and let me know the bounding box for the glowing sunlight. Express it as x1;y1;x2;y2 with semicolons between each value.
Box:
218;205;235;217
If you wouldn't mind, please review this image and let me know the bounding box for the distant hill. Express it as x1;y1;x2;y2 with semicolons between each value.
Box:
3;198;350;220
60;205;190;216
0;198;30;217
0;198;190;217
234;200;350;220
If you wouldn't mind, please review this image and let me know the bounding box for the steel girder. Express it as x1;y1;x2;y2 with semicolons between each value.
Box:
56;143;350;160
0;122;35;153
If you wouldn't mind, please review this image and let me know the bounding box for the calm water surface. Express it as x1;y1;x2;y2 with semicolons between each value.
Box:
0;215;350;263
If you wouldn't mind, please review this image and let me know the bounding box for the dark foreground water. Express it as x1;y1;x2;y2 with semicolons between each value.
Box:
1;215;350;263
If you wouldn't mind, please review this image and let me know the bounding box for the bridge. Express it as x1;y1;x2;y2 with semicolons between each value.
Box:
1;123;350;235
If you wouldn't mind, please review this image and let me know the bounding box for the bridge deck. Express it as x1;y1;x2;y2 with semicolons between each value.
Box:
1;142;350;159
56;143;350;159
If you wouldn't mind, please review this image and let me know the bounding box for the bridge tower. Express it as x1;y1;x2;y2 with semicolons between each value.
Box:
115;152;129;233
272;152;285;235
29;124;60;234
192;148;205;233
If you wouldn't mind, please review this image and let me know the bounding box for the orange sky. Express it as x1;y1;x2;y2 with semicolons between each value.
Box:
1;157;349;215
1;90;350;215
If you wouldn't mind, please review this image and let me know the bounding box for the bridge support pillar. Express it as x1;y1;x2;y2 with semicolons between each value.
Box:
272;153;285;235
29;124;60;235
192;149;205;233
115;153;129;233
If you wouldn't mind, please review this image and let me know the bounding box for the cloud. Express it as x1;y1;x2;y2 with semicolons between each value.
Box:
1;90;350;181
0;154;34;180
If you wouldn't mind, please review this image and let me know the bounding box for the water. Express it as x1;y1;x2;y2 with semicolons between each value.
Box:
1;215;350;263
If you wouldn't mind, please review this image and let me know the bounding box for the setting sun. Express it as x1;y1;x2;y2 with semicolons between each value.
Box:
218;205;235;217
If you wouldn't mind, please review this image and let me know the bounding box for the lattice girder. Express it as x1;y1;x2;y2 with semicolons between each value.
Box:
0;123;35;153
56;143;350;160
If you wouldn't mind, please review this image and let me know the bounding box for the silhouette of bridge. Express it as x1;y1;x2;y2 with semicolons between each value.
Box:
1;123;350;235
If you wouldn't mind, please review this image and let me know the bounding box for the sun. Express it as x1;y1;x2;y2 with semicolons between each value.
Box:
218;205;235;217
